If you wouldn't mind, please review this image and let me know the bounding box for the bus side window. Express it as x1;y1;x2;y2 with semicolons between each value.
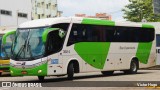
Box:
67;24;87;46
105;26;115;42
46;30;65;55
156;34;160;47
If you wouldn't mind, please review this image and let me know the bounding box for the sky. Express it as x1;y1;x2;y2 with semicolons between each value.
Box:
57;0;130;21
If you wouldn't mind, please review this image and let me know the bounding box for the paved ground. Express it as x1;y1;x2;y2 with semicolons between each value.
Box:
0;70;160;81
0;70;160;90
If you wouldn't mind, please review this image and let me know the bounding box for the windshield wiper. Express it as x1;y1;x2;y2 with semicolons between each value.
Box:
14;30;30;59
11;31;19;54
14;44;25;59
26;35;33;60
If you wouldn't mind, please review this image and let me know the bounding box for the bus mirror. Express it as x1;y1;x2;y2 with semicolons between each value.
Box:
59;29;66;38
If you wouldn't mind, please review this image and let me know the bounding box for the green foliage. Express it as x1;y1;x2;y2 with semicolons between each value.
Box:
122;0;160;22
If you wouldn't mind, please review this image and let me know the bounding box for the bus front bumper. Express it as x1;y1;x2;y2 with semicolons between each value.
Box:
0;65;10;73
10;63;47;76
0;60;10;73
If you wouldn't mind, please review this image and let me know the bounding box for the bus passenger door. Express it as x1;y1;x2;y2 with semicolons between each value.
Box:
45;30;64;75
47;54;63;75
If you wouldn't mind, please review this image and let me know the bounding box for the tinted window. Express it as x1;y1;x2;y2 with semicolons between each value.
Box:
156;34;160;47
45;23;69;55
46;30;63;55
67;24;155;46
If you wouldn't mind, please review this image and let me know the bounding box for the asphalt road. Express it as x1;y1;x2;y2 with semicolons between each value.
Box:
0;70;160;90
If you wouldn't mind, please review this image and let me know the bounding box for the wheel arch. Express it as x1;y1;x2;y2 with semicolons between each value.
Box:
131;57;139;69
65;59;80;74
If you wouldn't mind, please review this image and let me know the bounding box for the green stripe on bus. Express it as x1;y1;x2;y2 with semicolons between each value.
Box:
74;42;111;69
0;66;9;68
142;24;154;28
74;18;115;69
10;63;47;76
82;18;115;26
2;30;16;44
136;42;152;64
136;24;154;64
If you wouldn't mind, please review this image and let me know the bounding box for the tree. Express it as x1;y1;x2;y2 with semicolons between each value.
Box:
122;0;160;22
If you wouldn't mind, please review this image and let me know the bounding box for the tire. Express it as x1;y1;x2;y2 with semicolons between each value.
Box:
0;72;2;76
38;76;44;81
124;60;138;74
101;71;114;76
67;62;74;80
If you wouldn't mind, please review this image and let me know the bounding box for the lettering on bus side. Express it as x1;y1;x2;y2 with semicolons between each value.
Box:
120;46;136;50
63;50;70;53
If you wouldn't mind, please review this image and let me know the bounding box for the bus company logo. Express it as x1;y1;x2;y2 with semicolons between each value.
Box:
21;62;26;65
16;62;26;65
16;62;22;64
2;82;11;87
22;66;25;69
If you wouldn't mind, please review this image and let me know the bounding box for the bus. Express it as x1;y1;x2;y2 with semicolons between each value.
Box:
149;22;160;65
139;22;160;65
156;26;160;65
10;17;156;81
0;28;16;76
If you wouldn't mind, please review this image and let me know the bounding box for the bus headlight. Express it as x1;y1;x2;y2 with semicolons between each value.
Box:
10;70;13;74
38;70;42;73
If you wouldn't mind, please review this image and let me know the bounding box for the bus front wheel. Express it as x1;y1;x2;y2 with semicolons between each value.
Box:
67;62;74;80
38;76;44;81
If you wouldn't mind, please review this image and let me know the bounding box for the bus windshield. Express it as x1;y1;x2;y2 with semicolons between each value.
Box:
1;34;15;59
0;36;3;58
12;27;46;60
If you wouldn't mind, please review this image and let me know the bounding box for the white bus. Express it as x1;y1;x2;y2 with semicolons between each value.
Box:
150;23;160;65
10;17;156;81
156;26;160;65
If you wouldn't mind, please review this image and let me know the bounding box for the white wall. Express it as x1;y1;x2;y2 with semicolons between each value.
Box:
0;0;32;26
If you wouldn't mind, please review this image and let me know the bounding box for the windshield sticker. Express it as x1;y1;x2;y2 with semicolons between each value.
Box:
59;29;66;38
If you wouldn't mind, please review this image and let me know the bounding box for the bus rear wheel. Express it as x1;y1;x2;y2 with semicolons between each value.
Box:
67;62;74;80
124;60;138;74
38;76;44;81
101;71;114;75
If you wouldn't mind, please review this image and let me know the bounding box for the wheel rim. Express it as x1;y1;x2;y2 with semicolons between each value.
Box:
131;62;137;72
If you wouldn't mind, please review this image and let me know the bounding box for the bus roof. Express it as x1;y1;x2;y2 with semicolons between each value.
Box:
19;17;72;28
18;17;154;29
